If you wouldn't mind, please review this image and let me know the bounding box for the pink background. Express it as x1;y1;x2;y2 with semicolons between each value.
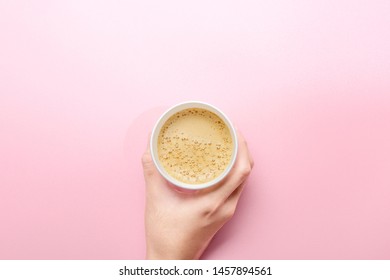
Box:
1;1;390;259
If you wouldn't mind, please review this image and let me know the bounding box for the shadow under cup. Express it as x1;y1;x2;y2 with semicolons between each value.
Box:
150;101;238;190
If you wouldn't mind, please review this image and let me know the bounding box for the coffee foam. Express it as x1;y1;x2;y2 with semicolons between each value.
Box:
157;108;233;184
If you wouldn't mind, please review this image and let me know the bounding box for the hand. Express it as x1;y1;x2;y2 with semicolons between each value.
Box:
142;130;254;259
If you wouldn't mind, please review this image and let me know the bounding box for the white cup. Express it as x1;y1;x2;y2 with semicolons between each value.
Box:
150;101;238;190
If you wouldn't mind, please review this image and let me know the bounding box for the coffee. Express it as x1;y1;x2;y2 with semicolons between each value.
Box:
157;108;233;184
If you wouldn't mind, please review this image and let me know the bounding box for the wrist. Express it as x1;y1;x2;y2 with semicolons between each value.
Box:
146;247;197;260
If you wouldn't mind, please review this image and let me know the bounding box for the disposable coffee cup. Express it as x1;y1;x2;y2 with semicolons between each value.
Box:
150;101;238;190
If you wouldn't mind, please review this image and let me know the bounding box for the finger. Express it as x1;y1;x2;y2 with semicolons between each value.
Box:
238;128;254;169
217;180;247;221
248;145;254;169
142;134;167;189
225;178;247;205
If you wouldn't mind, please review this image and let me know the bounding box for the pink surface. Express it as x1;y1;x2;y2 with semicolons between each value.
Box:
1;1;390;259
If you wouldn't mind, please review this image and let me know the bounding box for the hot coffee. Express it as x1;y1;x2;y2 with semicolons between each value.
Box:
157;108;233;184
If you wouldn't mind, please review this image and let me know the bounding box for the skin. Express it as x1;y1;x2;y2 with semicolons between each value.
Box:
142;130;254;259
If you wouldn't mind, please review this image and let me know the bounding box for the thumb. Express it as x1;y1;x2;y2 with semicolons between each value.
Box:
141;135;167;189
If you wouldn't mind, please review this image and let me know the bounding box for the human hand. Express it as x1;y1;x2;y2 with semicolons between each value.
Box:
142;130;254;259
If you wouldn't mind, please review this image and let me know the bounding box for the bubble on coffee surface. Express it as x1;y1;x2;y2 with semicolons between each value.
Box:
158;108;233;184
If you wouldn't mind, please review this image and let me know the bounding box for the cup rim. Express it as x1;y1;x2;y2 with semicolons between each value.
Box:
150;101;238;190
